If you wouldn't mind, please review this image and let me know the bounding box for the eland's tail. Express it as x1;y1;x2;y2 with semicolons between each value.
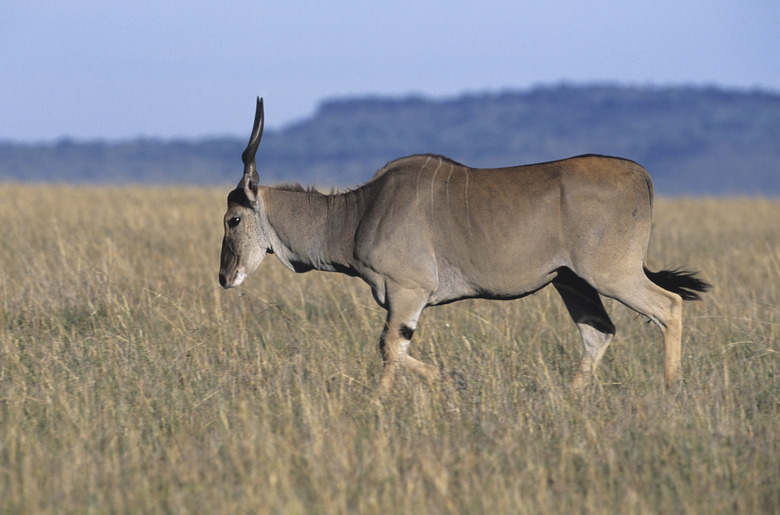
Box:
644;267;712;301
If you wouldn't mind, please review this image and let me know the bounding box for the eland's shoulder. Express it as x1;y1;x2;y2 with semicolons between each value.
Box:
371;154;468;180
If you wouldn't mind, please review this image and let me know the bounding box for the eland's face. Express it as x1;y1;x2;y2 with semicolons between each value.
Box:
218;193;267;288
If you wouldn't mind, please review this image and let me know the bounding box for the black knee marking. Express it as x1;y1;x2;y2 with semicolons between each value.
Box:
399;325;415;340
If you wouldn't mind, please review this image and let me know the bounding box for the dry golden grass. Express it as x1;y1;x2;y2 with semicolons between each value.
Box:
1;184;778;513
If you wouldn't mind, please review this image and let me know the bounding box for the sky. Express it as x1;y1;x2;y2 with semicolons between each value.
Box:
1;1;779;142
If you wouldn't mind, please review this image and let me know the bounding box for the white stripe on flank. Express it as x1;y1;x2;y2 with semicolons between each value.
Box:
464;167;473;238
415;155;432;208
430;158;442;213
446;162;455;211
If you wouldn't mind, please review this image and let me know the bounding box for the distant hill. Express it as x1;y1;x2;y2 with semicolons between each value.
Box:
2;84;779;195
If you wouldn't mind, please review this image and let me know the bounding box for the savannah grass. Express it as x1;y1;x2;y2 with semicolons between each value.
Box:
1;184;778;513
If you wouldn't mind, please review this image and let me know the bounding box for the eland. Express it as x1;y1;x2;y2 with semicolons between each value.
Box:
219;98;710;392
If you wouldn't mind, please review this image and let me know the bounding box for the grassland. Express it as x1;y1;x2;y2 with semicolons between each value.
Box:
0;184;778;514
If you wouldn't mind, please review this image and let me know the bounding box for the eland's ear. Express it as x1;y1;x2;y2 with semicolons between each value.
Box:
240;97;264;188
242;174;259;206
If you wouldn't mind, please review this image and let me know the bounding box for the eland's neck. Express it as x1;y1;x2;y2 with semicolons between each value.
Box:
260;186;368;274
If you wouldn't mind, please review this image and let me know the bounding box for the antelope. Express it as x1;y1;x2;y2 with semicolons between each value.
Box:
219;97;710;392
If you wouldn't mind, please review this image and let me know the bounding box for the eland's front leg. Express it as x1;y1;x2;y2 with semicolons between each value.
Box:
377;290;439;392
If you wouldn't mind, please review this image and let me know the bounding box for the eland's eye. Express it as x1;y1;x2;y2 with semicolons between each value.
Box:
228;216;241;228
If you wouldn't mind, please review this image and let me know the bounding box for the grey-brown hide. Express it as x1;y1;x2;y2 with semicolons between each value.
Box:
219;97;710;393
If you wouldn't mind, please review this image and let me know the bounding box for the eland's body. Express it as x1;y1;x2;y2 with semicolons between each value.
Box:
220;98;710;392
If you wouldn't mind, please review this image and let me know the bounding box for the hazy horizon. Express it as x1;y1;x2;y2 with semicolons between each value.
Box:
3;1;778;141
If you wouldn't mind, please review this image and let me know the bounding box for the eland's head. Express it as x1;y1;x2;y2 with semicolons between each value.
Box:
219;97;269;288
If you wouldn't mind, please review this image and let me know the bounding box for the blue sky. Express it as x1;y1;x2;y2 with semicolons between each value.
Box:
2;1;778;141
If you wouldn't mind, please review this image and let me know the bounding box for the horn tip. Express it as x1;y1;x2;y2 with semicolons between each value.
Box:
255;97;264;119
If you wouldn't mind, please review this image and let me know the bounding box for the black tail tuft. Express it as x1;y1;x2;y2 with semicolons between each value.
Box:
644;267;712;301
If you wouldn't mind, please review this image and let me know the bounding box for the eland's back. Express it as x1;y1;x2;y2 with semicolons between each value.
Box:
355;154;654;307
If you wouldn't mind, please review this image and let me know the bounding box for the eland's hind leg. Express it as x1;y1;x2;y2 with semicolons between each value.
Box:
593;271;684;389
553;269;616;392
